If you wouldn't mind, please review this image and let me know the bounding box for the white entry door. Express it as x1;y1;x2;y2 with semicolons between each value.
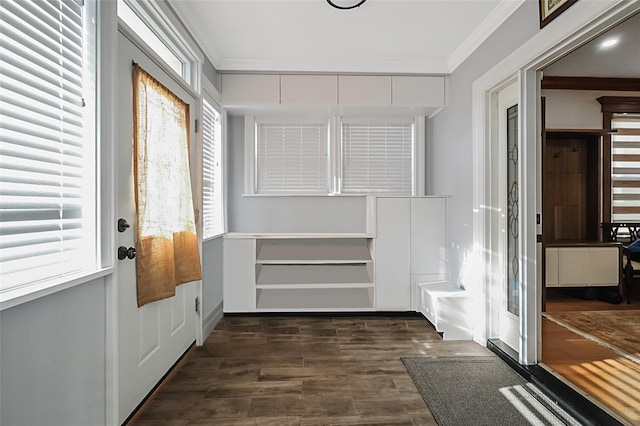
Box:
116;30;198;423
497;81;520;353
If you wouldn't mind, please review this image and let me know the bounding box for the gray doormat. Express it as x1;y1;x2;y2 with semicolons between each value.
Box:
402;356;581;426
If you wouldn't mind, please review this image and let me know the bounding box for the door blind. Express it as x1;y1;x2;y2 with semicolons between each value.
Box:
0;0;94;291
202;99;223;238
256;122;328;193
612;114;640;222
341;121;413;194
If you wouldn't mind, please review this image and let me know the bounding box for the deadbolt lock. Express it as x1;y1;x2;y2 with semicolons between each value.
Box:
117;246;136;260
117;218;130;233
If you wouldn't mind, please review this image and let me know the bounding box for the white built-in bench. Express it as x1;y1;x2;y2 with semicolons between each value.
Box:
418;281;472;340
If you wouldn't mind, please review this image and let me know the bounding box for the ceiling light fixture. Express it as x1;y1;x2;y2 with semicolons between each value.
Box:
601;38;619;48
327;0;367;10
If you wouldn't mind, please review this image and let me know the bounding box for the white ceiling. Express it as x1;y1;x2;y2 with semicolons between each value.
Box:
543;11;640;78
169;0;524;74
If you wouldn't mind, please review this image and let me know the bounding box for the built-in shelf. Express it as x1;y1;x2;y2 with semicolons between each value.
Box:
256;264;372;288
256;238;372;263
256;288;374;310
253;236;374;310
222;197;449;313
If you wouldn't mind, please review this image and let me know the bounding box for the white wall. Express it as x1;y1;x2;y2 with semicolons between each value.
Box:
429;1;539;287
543;89;640;129
203;56;221;92
226;115;368;234
0;279;106;426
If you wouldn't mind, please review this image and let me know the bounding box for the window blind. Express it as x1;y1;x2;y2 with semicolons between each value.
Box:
256;122;328;193
0;0;94;291
612;114;640;222
202;99;223;238
341;121;413;194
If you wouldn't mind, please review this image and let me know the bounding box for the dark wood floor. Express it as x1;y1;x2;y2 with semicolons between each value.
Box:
543;290;640;425
545;289;640;313
135;314;491;425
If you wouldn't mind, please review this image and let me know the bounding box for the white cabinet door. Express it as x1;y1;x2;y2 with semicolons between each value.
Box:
221;74;280;106
411;198;447;277
223;238;256;312
391;76;445;107
281;75;337;106
545;248;559;287
589;247;619;285
375;198;411;310
558;248;592;286
338;75;391;106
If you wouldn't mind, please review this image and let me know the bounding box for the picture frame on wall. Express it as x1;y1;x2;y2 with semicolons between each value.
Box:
539;0;579;28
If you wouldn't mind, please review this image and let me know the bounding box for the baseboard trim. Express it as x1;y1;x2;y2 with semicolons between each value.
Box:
487;339;624;426
123;342;196;425
203;301;224;338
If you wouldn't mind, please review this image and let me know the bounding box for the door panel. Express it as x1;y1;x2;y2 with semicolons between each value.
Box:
170;293;188;335
544;134;599;241
498;81;520;353
117;30;197;423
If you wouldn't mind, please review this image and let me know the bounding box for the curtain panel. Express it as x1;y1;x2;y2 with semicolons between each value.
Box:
132;65;202;307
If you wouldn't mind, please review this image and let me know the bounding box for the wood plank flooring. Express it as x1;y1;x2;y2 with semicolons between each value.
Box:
545;290;640;313
543;291;640;425
135;314;491;425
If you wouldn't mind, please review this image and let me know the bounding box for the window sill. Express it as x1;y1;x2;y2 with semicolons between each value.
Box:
242;193;370;197
0;267;114;312
242;193;428;198
225;232;373;239
203;234;225;243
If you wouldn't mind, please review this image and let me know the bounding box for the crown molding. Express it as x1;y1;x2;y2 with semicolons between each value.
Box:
447;0;526;73
597;96;640;113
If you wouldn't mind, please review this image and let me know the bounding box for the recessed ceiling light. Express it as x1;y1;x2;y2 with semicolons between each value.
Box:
601;38;619;48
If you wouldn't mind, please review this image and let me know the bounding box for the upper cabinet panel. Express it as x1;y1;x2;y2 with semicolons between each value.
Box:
222;74;280;106
339;76;392;107
220;74;446;109
280;75;338;106
392;76;445;107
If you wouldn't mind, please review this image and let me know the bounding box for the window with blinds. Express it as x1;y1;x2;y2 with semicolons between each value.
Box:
341;120;414;194
612;113;640;222
0;0;96;292
202;99;223;239
256;122;328;194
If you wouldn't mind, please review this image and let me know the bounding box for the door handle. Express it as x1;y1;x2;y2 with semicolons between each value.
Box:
118;246;136;260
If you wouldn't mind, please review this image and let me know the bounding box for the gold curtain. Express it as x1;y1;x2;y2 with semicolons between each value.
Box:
133;65;202;307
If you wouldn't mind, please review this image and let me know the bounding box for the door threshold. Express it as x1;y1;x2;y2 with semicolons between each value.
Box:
488;339;625;426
